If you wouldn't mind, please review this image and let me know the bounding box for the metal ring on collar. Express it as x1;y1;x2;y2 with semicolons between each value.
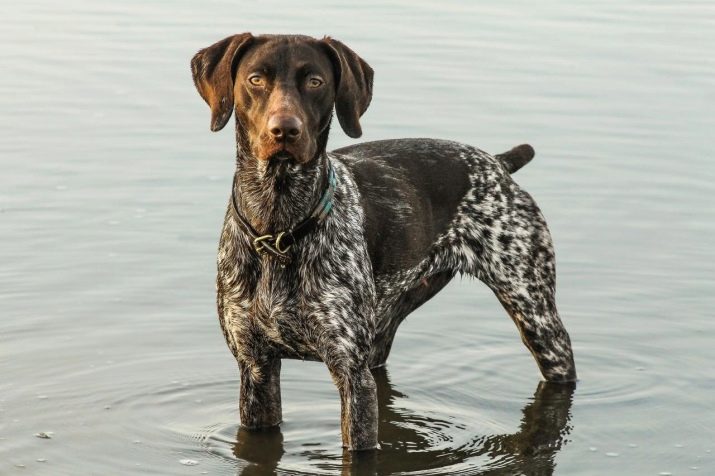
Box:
253;234;274;253
274;231;293;254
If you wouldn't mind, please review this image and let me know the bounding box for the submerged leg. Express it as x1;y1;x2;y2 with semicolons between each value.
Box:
494;286;576;382
468;186;576;381
329;365;379;451
238;357;283;428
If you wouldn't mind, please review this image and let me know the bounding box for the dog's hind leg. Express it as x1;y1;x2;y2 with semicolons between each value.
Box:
493;284;576;382
461;183;577;382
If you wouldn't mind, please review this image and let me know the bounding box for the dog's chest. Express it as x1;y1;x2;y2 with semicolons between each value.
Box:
217;246;324;357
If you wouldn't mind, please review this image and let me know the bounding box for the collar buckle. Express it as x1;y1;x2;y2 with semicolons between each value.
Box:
232;161;335;266
253;233;293;266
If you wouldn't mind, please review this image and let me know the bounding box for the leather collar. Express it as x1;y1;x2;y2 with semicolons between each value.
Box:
230;162;336;266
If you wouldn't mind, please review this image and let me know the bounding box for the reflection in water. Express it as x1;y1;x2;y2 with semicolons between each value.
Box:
232;368;575;475
233;425;285;475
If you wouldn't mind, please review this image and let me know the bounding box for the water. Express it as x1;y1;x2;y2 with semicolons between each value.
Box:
1;1;713;474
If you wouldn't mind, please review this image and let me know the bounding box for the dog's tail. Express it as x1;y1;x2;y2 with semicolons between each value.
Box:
495;144;534;174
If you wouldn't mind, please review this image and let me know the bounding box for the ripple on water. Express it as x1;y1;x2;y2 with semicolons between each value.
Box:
186;367;578;475
64;334;664;475
404;330;664;409
569;341;665;407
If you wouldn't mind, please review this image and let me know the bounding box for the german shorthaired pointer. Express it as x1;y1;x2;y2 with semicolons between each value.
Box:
191;33;576;451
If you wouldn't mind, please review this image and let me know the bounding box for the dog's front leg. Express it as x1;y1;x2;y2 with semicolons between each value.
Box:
238;357;282;429
328;365;378;451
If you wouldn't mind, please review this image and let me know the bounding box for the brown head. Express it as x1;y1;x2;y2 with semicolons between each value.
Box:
191;34;373;164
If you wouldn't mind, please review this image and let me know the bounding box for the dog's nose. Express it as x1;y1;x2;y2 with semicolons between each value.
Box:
268;115;303;142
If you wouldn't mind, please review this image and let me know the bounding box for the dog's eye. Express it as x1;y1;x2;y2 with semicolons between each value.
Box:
307;77;324;88
248;75;265;87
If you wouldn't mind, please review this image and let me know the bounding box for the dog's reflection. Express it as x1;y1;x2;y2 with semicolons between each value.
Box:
232;368;575;475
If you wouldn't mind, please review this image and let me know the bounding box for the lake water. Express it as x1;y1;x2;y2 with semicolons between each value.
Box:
1;1;714;474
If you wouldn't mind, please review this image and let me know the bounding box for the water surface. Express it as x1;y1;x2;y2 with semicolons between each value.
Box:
1;1;714;474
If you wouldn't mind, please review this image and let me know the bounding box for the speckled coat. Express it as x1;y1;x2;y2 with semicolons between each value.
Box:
215;137;576;450
193;33;576;451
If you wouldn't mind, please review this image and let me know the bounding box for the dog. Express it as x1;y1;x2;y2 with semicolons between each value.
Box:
191;33;576;451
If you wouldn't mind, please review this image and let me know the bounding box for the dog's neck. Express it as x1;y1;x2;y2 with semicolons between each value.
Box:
232;128;330;235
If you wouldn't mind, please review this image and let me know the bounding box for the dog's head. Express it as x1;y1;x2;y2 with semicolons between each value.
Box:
191;34;373;164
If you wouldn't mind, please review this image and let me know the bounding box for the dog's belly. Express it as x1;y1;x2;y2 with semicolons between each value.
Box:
368;270;456;367
252;269;455;366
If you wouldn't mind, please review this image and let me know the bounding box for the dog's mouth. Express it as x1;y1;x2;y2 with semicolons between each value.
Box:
268;150;297;163
255;137;313;165
266;150;300;180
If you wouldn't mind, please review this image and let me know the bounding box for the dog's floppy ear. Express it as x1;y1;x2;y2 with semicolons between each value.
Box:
191;33;254;132
321;37;374;138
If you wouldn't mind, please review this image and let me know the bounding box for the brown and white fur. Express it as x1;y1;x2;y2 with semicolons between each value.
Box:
191;33;576;451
